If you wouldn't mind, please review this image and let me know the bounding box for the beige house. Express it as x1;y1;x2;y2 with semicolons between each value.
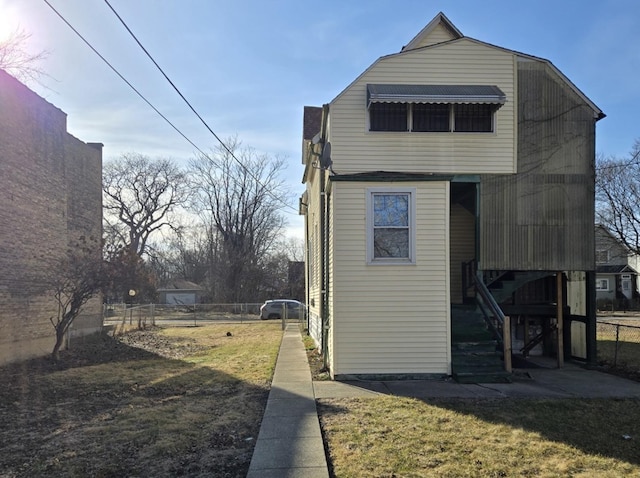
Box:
300;13;604;380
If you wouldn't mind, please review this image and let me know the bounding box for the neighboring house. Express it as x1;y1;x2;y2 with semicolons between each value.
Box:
595;225;640;309
0;68;103;365
158;279;203;305
300;13;604;380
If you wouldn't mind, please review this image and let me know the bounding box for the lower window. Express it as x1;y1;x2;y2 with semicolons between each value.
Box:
367;188;416;264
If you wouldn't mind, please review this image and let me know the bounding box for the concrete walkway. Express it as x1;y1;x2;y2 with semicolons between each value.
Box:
248;323;640;477
247;324;329;478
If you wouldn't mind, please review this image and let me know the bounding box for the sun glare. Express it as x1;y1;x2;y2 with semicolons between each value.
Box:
0;3;25;43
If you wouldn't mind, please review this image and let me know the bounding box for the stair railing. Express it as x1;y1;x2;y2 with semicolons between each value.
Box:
473;272;505;341
472;269;512;373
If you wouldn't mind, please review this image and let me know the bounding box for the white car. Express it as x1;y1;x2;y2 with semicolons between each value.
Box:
260;299;305;320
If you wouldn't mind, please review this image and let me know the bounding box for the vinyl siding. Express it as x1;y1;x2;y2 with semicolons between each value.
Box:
329;39;516;175
305;166;323;344
411;23;457;47
329;180;450;376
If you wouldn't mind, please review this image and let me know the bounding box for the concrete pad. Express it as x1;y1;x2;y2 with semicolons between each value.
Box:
385;380;502;399
263;397;318;417
247;466;329;478
248;436;328;470
313;380;386;399
477;382;571;398
257;413;322;439
269;381;315;399
526;368;640;398
273;368;312;382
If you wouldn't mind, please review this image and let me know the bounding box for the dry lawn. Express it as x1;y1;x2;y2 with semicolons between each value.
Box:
0;323;282;478
319;396;640;477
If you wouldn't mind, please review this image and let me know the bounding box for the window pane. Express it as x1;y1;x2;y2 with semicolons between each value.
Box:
369;103;408;131
374;229;409;258
374;194;408;227
412;103;450;132
454;104;494;132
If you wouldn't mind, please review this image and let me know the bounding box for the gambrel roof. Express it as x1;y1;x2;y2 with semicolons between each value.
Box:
331;12;604;121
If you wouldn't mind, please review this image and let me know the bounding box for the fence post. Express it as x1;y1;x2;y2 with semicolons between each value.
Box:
614;324;620;367
281;302;286;330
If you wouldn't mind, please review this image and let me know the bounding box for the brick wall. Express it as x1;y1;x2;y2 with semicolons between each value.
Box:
0;68;103;364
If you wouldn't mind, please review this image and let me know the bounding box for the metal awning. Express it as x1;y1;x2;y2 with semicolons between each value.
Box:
367;84;507;107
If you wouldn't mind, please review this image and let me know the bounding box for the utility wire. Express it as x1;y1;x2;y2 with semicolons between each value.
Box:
596;149;640;172
41;0;297;214
41;0;210;160
102;0;298;213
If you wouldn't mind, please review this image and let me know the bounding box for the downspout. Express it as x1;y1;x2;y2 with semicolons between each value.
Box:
319;104;330;371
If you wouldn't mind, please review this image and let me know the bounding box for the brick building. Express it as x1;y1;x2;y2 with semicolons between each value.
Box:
0;68;103;364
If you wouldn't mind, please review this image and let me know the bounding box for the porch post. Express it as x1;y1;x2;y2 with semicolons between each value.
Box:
556;272;564;368
503;316;512;373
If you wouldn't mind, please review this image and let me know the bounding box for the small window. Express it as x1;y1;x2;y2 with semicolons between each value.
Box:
596;279;609;291
454;104;494;132
369;103;407;131
595;249;609;264
367;188;416;264
413;104;450;132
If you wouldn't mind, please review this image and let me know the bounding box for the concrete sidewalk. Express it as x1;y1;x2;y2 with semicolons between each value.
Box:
248;323;640;477
247;324;329;478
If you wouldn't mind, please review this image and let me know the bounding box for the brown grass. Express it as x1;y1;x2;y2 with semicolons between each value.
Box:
319;396;640;477
0;323;282;477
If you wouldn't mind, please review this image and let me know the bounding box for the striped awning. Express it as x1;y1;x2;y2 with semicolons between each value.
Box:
367;84;507;107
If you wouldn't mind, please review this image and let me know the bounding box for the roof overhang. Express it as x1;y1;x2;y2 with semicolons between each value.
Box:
367;84;507;108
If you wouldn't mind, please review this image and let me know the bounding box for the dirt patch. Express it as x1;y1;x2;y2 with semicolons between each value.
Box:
0;324;281;478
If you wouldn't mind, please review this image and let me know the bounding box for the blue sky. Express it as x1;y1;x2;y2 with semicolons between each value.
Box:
1;0;639;238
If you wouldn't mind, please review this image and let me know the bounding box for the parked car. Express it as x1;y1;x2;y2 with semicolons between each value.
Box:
260;299;305;320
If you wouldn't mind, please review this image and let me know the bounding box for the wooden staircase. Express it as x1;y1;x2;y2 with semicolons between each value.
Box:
451;304;511;383
485;271;552;304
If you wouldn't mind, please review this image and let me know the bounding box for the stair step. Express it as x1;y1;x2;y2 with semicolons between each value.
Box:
451;304;509;383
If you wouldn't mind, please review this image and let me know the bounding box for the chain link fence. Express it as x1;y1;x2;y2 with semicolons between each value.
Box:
598;320;640;378
104;302;306;334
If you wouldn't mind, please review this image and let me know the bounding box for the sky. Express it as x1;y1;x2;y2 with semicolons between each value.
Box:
1;0;639;239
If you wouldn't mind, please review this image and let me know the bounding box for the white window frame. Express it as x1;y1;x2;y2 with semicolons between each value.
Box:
366;187;416;265
595;278;609;291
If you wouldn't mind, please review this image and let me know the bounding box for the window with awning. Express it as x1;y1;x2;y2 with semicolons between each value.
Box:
367;84;506;133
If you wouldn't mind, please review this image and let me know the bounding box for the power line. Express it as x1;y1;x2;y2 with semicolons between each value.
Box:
41;0;298;214
596;149;640;172
41;0;210;160
102;0;298;214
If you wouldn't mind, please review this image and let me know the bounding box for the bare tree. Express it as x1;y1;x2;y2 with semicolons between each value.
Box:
103;153;190;258
0;29;48;85
189;138;291;302
46;238;105;361
596;139;640;254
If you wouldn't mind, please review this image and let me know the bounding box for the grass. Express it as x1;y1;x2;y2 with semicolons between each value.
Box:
0;323;282;478
319;396;640;477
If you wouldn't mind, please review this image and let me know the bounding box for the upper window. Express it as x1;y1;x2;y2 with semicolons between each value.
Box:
367;84;505;134
370;103;496;133
369;103;407;131
595;249;610;264
367;188;416;264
